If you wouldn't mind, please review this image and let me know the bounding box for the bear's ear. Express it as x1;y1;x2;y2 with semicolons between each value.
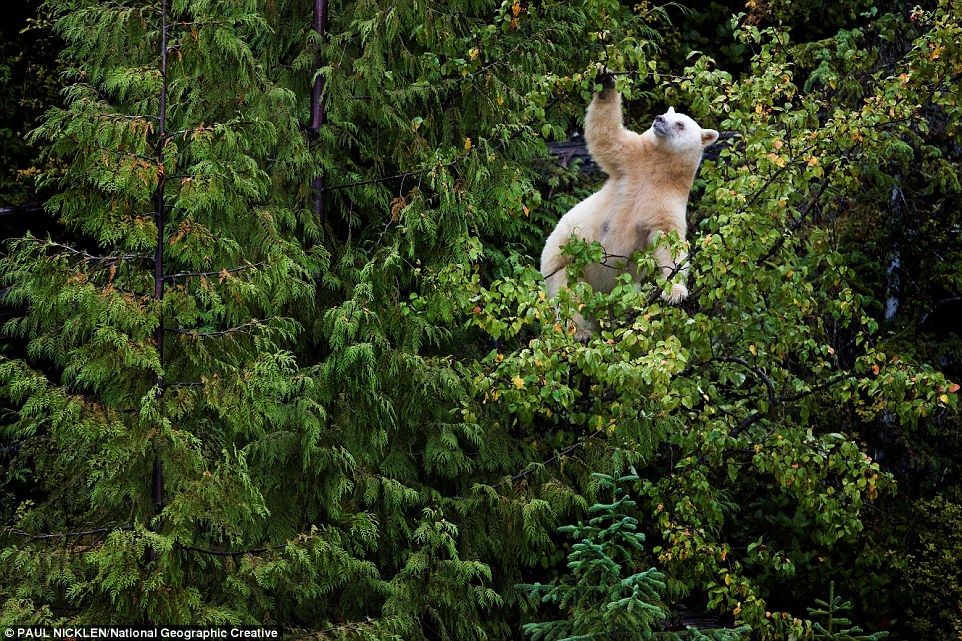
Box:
667;106;676;114
700;128;720;146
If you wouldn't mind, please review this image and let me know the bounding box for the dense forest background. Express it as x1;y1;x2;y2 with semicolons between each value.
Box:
1;0;960;639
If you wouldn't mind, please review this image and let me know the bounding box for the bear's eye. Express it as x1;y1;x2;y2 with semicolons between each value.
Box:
675;122;685;130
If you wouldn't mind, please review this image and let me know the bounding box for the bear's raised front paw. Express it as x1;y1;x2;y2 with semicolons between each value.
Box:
595;67;616;93
661;282;689;305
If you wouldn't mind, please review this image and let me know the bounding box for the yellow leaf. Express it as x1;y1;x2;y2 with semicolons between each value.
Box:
940;394;949;404
512;375;525;389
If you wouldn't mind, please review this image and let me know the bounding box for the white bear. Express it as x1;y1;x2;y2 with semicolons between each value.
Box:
541;75;718;339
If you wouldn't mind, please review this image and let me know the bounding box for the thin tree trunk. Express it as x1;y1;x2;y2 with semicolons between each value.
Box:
149;0;170;563
310;0;328;223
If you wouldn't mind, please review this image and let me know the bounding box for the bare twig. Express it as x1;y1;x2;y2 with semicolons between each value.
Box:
12;525;134;541
491;427;607;490
166;318;282;337
177;542;286;557
163;261;267;281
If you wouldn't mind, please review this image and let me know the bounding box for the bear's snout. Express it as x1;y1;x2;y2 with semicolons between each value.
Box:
653;115;670;136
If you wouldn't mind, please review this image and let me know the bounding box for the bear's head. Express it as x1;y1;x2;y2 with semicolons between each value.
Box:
652;107;719;153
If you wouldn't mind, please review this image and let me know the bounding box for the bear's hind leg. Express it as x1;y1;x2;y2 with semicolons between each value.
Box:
650;229;690;304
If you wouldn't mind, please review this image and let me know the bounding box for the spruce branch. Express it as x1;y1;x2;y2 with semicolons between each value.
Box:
808;581;889;640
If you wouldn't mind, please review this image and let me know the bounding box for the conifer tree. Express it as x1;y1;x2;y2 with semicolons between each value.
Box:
0;0;373;628
808;582;888;641
519;468;673;640
299;0;663;636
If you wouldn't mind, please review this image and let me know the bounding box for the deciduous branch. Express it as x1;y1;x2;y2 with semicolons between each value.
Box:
727;371;851;438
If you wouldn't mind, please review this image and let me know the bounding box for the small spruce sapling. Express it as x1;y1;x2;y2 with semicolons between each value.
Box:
518;464;749;640
808;582;889;641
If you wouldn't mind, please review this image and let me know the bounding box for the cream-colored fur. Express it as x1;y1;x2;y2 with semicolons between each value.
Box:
541;84;718;339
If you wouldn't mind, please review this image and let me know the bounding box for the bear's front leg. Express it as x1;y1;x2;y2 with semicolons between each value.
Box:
583;70;641;181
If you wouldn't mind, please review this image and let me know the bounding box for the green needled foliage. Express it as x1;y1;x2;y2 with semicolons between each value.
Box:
519;468;674;641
